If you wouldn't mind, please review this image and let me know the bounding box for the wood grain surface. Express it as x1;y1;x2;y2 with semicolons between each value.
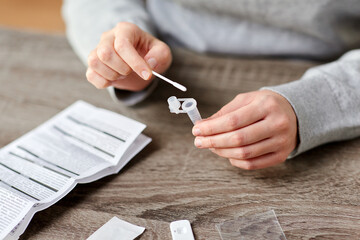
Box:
0;28;359;240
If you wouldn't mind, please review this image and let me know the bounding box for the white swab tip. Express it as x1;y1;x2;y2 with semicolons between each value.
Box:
173;82;187;92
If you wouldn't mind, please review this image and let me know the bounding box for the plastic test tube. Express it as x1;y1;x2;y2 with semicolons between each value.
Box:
181;98;202;124
167;96;202;124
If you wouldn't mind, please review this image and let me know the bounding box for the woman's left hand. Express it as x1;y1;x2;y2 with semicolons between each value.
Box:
192;90;298;170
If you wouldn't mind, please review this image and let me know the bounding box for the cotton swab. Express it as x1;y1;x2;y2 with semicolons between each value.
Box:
152;71;187;92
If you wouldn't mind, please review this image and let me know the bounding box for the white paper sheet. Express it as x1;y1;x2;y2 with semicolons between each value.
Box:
0;188;33;239
87;217;145;240
0;101;150;239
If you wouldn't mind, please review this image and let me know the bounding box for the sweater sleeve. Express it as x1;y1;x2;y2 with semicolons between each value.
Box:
62;0;158;106
263;49;360;157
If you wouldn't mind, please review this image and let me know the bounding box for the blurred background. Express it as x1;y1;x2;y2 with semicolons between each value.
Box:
0;0;64;32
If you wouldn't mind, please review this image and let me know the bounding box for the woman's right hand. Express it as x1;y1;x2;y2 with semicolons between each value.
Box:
86;22;172;91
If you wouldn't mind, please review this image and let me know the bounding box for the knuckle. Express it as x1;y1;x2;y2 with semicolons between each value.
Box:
97;46;113;62
94;84;102;90
279;155;287;163
231;133;244;146
131;62;145;72
115;22;125;29
128;63;140;72
109;72;120;81
206;123;215;135
115;22;129;31
160;44;172;60
215;108;225;118
116;21;137;30
227;114;239;128
115;38;131;53
275;116;290;131
229;159;238;167
235;94;242;100
275;152;287;164
210;148;218;154
278;136;287;145
237;148;251;159
162;50;172;64
96;81;110;89
86;69;95;82
100;31;110;40
87;53;99;68
264;95;279;112
208;137;216;148
121;65;132;76
86;70;109;89
242;161;256;170
229;160;236;167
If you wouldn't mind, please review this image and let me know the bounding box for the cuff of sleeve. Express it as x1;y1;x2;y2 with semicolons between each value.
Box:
107;79;159;106
261;69;341;157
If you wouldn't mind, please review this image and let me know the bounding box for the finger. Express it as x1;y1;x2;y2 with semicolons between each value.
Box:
194;119;271;149
88;50;122;81
86;68;111;89
208;93;254;119
96;35;132;76
143;40;172;72
193;102;264;136
228;152;286;170
114;28;152;80
110;71;153;91
211;138;278;160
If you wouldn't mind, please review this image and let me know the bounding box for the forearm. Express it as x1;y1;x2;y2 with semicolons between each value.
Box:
263;49;360;156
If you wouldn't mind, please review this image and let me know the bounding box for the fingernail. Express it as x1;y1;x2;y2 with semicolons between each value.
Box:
141;71;150;80
192;128;201;136
194;138;202;147
147;58;157;69
117;75;126;80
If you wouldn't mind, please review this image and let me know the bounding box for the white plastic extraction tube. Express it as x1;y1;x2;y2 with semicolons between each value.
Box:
182;99;202;124
167;96;202;124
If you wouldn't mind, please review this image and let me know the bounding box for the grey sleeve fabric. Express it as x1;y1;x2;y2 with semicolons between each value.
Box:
62;0;155;64
263;50;360;157
62;0;157;106
107;79;159;106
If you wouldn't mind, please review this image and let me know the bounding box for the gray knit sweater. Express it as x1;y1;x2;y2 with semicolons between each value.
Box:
62;0;360;156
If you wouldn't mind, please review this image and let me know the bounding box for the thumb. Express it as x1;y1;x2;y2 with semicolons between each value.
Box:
144;40;172;73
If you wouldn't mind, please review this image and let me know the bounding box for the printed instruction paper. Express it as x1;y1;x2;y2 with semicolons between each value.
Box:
0;101;151;239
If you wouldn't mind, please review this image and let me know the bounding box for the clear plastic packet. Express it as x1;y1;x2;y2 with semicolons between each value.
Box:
216;210;286;240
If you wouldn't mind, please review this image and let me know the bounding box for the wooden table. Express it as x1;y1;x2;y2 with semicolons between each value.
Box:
0;28;359;239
